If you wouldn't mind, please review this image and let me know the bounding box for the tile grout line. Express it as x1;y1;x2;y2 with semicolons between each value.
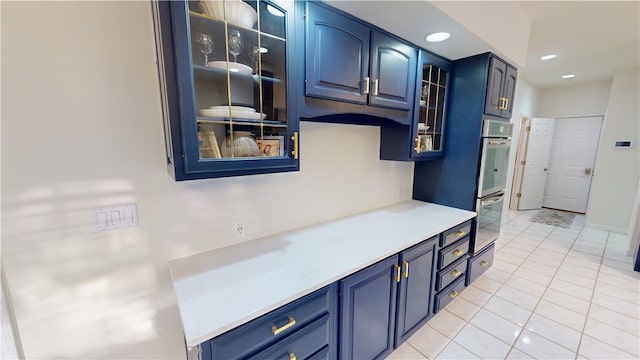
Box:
573;230;609;360
573;231;639;359
499;220;586;359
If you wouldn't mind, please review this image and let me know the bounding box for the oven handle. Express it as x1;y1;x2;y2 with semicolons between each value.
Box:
480;193;505;206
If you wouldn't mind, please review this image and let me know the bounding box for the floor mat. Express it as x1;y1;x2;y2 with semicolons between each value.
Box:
530;208;576;228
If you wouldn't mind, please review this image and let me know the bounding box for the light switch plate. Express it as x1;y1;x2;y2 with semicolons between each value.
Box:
92;204;138;233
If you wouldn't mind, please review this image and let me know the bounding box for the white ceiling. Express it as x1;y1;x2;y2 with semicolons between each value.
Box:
322;1;640;89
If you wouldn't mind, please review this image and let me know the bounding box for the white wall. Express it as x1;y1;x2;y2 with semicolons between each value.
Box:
535;73;640;232
536;80;612;118
587;67;640;232
1;2;414;359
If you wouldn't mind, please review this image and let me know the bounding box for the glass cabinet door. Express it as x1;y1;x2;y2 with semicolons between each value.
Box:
413;51;450;157
189;0;291;160
153;0;297;180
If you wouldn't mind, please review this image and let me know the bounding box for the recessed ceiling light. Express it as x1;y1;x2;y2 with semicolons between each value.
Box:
541;54;557;60
561;74;575;79
425;32;450;43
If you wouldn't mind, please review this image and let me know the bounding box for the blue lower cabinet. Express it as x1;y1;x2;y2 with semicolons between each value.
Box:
434;276;466;313
203;283;338;360
339;236;438;358
395;236;437;344
466;243;495;285
250;315;332;360
339;255;399;360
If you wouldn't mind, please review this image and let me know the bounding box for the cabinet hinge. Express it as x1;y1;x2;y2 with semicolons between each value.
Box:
526;126;531;131
520;160;526;165
516;193;522;198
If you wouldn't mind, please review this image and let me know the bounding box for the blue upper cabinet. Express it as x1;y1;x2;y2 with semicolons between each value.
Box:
152;0;300;180
484;56;517;119
304;2;369;105
301;1;416;125
380;50;451;161
369;31;417;110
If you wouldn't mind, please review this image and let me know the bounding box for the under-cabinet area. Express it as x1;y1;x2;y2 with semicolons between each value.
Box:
169;201;481;359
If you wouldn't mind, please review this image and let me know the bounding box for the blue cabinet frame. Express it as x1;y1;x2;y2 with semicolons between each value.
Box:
395;236;437;344
299;1;416;126
339;255;399;360
152;0;300;180
380;50;451;161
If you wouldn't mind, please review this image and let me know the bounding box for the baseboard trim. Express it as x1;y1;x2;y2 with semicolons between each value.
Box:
584;221;629;234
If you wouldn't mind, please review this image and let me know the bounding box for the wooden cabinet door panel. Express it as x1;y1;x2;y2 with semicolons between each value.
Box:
395;237;436;344
369;31;416;110
501;65;518;119
305;2;369;104
339;255;398;360
484;57;506;117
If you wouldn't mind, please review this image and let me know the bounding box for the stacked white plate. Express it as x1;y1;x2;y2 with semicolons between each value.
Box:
207;61;253;75
198;106;266;120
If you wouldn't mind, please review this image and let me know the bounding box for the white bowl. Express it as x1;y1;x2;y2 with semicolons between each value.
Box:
200;0;258;29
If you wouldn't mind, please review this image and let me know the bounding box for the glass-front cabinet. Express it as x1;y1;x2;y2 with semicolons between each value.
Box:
412;50;450;158
152;0;298;180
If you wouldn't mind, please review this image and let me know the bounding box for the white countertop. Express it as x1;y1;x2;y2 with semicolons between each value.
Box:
169;200;476;347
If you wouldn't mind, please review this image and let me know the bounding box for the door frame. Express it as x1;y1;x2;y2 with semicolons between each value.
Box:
509;115;530;209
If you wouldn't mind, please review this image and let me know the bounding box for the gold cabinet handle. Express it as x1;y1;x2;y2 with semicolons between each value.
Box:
271;316;296;335
291;131;298;160
503;98;509;110
372;78;379;96
455;230;466;237
453;249;464;257
394;264;401;283
451;269;462;277
449;290;459;299
289;352;296;360
480;260;489;267
363;77;370;94
402;260;409;278
414;136;422;153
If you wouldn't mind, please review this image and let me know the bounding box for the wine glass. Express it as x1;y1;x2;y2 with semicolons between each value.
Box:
197;33;214;65
248;46;260;74
228;29;243;63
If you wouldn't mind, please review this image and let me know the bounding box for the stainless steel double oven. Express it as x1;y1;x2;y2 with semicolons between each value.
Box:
473;119;513;253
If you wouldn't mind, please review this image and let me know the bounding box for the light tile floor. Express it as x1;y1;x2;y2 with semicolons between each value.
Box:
388;209;640;360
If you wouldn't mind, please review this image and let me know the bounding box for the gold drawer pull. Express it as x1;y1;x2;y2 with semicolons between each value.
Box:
455;230;466;237
480;260;489;267
402;260;409;278
291;132;299;160
394;264;401;283
363;77;370;94
451;269;462;277
271;316;296;335
453;249;464;257
289;352;296;360
449;290;459;299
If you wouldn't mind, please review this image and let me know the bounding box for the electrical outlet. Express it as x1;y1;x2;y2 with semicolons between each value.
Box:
234;220;246;239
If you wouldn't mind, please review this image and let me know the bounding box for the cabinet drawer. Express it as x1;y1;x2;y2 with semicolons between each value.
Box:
209;284;336;360
436;255;468;291
438;237;470;269
466;244;495;286
308;346;330;360
434;276;466;313
251;315;332;360
440;220;472;247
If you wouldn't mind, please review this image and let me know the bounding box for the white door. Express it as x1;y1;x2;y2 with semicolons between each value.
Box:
518;118;555;210
543;116;603;213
